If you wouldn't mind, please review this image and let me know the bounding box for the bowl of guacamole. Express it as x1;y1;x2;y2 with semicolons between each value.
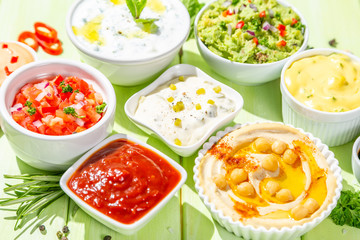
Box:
195;0;308;85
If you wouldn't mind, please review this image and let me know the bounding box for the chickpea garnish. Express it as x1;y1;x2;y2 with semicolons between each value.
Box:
265;180;280;196
261;154;279;172
303;198;320;214
213;174;227;190
230;168;247;185
254;137;271;153
291;205;309;220
237;182;255;198
272;140;287;155
276;189;294;202
283;149;299;165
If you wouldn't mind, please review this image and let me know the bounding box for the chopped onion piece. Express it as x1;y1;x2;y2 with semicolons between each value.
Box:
246;30;255;36
35;91;47;102
262;21;271;31
249;4;258;12
75;118;85;127
227;24;232;36
53;85;58;95
234;7;239;14
222;0;232;8
75;92;85;101
10;103;23;113
270;25;278;32
240;4;246;11
33;120;43;128
73;101;85;110
257;45;267;51
34;81;49;90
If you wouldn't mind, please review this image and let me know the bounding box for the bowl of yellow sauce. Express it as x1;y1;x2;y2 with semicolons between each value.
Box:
280;48;360;146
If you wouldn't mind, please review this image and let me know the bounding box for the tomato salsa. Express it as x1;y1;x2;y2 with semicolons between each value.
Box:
67;139;181;224
11;75;107;135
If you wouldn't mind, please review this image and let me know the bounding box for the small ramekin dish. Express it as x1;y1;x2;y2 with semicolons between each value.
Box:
280;48;360;147
66;0;190;86
352;136;360;183
60;133;187;235
0;40;38;85
194;0;309;86
193;121;342;240
124;64;244;157
0;59;116;171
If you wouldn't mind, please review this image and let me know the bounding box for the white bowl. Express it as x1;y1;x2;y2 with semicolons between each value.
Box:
194;0;309;86
0;59;116;171
60;133;187;235
280;48;360;147
66;0;190;86
193;121;342;240
124;64;244;157
352;136;360;183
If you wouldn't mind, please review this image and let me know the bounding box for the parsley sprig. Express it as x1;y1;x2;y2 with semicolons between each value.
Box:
60;81;73;93
96;102;107;114
63;107;84;118
330;190;360;228
25;101;36;116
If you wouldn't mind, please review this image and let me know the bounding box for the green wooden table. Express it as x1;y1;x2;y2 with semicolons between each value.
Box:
0;0;360;239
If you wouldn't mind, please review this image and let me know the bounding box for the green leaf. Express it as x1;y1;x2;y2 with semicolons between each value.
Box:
3;181;41;192
135;18;159;33
126;0;137;18
126;0;147;19
330;190;360;229
181;0;205;39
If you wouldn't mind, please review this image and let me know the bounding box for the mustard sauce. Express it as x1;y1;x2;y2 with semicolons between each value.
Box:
284;53;360;112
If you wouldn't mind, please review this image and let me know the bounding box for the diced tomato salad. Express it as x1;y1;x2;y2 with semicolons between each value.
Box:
11;75;107;136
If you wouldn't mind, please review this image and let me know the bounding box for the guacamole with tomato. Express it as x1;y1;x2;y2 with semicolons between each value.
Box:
197;0;305;64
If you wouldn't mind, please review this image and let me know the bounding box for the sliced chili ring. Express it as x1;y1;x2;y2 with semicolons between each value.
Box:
18;31;39;51
34;22;58;43
35;35;63;55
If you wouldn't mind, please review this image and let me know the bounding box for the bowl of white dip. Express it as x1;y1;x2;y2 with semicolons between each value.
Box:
66;0;190;86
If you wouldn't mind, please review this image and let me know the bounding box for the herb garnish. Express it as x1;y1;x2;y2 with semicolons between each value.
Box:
181;0;205;39
96;102;107;114
63;107;84;118
125;0;159;33
330;190;360;228
329;38;338;47
0;173;64;230
62;84;73;93
25;101;37;116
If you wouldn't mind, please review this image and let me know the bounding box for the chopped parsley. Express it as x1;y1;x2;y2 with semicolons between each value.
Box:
293;22;305;31
231;0;240;5
25;101;36;116
330;190;360;228
74;89;80;93
63;107;84;118
62;84;73;93
219;21;227;31
96;102;107;114
59;81;65;87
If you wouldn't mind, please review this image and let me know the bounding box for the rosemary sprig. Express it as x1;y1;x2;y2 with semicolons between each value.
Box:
0;173;65;230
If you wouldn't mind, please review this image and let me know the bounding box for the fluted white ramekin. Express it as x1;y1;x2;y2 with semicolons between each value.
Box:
193;121;342;240
280;48;360;147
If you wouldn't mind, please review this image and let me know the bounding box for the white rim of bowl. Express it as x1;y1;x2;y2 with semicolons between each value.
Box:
194;0;309;67
66;0;190;64
124;64;244;151
352;136;360;164
280;48;360;118
1;40;38;61
194;121;342;234
0;59;116;141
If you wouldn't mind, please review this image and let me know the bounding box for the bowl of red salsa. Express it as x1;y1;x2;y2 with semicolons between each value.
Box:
60;133;187;235
0;59;116;171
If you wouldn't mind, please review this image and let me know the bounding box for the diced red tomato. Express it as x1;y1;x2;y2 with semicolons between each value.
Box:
277;24;286;31
253;37;259;45
236;21;245;29
10;74;106;136
277;40;287;47
259;11;266;18
291;18;298;26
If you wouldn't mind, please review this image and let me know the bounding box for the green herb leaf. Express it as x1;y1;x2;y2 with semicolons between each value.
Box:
126;0;147;19
62;84;73;93
181;0;205;39
27;107;36;116
135;18;159;33
231;0;240;5
96;102;107;114
330;190;360;229
63;107;84;118
24;101;32;107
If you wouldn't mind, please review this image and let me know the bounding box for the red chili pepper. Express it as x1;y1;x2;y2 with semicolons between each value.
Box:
277;40;287;47
35;35;63;55
34;22;58;43
18;31;39;51
10;56;19;64
4;66;13;76
277;24;286;31
2;44;8;48
236;21;245;29
259;11;266;18
291;18;298;26
253;37;259;45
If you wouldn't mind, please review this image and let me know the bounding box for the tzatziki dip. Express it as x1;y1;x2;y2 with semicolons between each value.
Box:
134;76;237;146
71;0;189;60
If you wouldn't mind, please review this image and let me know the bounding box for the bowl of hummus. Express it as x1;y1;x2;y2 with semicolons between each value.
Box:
195;0;308;85
194;122;342;240
281;48;360;146
66;0;190;86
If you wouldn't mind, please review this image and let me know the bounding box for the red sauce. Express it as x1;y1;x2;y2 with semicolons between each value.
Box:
67;139;181;224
